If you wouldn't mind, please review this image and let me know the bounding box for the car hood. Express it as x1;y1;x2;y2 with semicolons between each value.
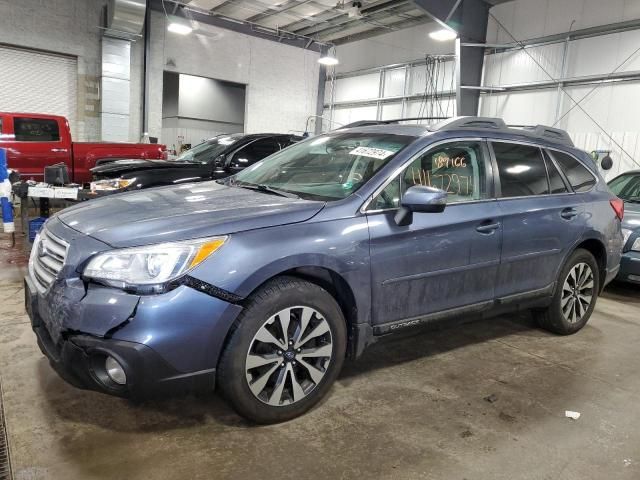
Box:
623;202;640;231
58;181;325;247
91;159;194;175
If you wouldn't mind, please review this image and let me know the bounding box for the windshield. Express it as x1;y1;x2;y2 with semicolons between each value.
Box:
230;132;415;200
175;134;243;163
608;173;640;202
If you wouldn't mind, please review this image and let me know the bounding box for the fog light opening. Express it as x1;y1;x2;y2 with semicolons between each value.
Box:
105;356;127;385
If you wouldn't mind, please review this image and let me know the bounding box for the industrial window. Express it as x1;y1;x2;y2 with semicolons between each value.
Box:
14;117;60;142
369;141;488;210
548;150;597;192
544;151;569;194
493;142;549;198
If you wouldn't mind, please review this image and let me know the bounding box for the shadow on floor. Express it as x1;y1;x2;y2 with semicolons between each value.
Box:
602;281;640;304
39;311;544;431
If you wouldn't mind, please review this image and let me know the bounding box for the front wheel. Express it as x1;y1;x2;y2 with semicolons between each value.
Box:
217;276;347;424
534;248;600;335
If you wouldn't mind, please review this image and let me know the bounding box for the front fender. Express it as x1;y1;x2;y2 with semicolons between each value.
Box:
188;217;373;325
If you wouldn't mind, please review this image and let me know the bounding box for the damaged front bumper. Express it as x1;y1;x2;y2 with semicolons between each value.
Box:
25;273;243;399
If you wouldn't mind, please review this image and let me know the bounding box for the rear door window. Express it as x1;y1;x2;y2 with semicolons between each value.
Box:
548;150;597;192
492;142;549;197
14;117;60;142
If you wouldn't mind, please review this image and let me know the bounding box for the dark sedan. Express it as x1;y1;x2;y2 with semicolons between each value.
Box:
608;170;640;284
89;133;302;193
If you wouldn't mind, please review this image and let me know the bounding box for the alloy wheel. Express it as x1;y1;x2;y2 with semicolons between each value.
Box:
561;262;594;324
245;306;333;406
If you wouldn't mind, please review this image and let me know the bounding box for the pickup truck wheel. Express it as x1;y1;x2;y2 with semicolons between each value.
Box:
534;249;600;335
217;276;346;424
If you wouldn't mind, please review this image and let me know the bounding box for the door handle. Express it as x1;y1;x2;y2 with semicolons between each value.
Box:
51;148;68;153
476;221;501;234
561;207;578;220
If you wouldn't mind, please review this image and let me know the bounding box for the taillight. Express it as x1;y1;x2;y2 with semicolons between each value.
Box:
610;197;624;221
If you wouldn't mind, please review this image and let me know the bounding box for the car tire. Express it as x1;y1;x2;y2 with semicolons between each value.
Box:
217;276;347;424
534;248;600;335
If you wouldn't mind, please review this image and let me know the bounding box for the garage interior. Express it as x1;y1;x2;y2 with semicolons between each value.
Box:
1;0;640;478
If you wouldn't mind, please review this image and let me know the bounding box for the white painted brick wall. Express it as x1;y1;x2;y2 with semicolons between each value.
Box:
148;10;320;141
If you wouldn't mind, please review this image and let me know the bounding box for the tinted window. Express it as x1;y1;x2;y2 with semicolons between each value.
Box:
14;117;60;142
175;134;242;164
549;150;596;192
608;173;640;201
369;141;488;210
544;151;569;194
231;138;281;169
493;142;549;197
232;132;414;201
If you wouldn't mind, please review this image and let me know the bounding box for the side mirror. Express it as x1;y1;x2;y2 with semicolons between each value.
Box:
212;154;227;174
600;154;613;171
395;186;447;226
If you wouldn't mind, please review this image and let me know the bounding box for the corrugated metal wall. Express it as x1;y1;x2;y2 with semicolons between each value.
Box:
481;0;640;178
0;46;77;138
323;60;456;131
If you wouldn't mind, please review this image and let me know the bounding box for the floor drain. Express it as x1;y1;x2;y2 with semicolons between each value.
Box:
0;378;12;480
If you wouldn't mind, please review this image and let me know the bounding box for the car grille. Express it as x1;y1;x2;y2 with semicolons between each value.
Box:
29;228;69;294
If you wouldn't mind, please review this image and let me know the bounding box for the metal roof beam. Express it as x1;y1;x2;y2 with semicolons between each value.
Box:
294;0;415;38
148;0;329;52
281;0;406;35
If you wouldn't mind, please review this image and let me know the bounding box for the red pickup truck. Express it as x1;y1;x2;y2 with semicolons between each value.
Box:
0;112;167;184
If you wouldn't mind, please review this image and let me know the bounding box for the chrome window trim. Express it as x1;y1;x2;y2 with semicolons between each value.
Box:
359;137;486;214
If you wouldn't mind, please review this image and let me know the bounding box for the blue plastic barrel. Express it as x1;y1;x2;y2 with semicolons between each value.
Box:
29;217;46;242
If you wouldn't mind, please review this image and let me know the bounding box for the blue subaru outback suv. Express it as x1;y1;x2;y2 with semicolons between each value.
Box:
25;117;624;423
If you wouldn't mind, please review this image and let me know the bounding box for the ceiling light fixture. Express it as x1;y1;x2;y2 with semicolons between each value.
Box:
318;46;339;66
168;22;193;35
429;28;457;41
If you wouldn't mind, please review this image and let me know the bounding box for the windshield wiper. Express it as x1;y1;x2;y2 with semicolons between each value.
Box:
234;183;300;199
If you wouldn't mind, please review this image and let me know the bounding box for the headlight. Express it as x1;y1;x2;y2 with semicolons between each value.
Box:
632;237;640;252
622;228;632;246
91;178;137;192
83;236;227;290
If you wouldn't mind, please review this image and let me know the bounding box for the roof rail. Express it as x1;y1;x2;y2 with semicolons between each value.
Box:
430;116;574;147
430;117;507;131
338;117;449;129
509;124;574;147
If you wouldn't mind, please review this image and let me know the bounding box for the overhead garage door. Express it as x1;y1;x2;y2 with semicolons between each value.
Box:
0;45;78;138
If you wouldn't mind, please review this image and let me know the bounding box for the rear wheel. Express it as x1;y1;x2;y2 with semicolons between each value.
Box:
217;276;346;424
534;249;600;335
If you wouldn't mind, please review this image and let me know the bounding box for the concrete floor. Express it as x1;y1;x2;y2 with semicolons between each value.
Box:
1;279;640;480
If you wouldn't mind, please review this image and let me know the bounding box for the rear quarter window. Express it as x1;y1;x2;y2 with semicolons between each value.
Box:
548;150;597;192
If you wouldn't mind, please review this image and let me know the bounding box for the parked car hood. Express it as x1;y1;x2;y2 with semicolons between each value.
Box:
58;181;325;247
91;159;194;175
623;202;640;231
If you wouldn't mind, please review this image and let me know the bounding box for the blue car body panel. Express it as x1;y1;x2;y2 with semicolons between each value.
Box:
24;123;624;397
